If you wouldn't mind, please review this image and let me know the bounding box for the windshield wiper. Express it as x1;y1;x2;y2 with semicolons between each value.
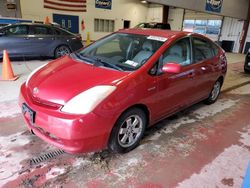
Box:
91;56;123;71
73;53;123;71
73;53;95;64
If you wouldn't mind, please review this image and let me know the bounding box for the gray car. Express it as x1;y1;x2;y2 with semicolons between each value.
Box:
0;23;83;59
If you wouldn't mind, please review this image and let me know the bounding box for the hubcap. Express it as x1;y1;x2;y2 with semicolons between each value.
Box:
118;115;143;148
211;81;220;101
56;46;70;57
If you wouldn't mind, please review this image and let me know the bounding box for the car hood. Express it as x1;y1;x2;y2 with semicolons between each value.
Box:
27;55;130;105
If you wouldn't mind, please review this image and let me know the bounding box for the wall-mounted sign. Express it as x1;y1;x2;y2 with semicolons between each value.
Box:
205;0;223;13
95;0;112;10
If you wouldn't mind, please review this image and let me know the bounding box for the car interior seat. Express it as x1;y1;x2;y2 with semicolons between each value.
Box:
163;45;184;64
132;41;153;65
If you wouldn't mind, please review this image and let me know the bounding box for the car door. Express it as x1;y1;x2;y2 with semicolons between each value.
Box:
28;25;56;56
0;25;30;57
191;37;219;100
155;37;197;118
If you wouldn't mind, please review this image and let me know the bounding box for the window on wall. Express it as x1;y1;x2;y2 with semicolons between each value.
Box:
94;18;114;32
183;19;222;41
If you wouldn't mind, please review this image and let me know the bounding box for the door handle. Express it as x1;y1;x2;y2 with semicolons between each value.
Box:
187;72;195;79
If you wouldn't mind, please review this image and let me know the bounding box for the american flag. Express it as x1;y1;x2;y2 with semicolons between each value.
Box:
44;0;87;12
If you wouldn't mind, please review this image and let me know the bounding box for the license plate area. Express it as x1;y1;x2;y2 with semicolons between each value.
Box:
22;103;36;124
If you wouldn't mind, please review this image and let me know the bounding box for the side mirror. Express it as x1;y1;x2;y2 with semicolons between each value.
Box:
162;62;181;74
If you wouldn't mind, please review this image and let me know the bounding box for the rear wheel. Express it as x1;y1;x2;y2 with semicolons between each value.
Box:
204;80;221;105
54;45;71;59
108;108;146;153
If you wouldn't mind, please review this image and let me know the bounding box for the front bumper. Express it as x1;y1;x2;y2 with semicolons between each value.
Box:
19;83;114;154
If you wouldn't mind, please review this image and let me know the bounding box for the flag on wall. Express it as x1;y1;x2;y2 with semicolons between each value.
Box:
44;0;87;12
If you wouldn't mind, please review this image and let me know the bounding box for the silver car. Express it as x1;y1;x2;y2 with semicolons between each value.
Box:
0;23;83;59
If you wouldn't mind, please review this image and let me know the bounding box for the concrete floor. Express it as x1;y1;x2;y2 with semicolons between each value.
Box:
0;53;250;187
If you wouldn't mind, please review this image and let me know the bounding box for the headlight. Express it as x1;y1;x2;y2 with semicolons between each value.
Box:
61;85;116;114
26;63;48;87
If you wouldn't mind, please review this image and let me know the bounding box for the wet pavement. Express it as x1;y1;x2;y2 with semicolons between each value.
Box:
0;54;250;187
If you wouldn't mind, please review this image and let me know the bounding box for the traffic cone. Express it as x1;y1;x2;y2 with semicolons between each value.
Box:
1;50;19;81
44;16;50;25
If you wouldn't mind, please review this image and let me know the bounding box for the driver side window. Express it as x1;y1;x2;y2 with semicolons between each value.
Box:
162;38;191;66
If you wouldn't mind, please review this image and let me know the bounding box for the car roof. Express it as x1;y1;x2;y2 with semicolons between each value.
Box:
118;28;193;39
6;23;53;27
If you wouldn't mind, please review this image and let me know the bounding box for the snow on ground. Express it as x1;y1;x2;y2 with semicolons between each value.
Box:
0;132;32;186
0;100;20;118
177;126;250;188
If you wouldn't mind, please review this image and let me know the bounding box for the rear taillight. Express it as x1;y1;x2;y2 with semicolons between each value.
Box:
220;54;227;66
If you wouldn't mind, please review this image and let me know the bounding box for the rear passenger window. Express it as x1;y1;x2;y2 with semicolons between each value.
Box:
32;26;52;35
193;38;214;62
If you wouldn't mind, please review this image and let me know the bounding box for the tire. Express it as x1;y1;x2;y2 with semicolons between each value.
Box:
244;67;250;73
204;80;222;105
54;45;71;59
108;108;147;153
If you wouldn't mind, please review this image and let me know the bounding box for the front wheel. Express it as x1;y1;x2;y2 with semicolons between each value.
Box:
54;45;71;59
204;80;221;105
108;108;147;153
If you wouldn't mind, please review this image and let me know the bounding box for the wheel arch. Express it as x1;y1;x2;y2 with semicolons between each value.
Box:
116;103;151;128
217;76;224;85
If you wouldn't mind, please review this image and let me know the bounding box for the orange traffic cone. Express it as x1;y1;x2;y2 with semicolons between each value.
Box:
1;50;19;81
44;16;50;25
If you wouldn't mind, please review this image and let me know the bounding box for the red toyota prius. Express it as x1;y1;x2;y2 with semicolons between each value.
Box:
19;29;227;154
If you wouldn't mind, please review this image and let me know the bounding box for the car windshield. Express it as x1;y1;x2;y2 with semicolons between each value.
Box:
72;33;165;71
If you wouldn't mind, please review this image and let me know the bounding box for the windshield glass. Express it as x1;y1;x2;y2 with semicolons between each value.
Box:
73;33;165;71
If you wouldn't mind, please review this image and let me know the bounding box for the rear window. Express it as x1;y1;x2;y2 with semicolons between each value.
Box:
54;28;72;36
193;38;215;62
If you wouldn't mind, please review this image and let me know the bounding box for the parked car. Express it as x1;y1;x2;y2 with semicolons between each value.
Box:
0;23;83;59
134;22;171;30
244;50;250;73
19;29;227;154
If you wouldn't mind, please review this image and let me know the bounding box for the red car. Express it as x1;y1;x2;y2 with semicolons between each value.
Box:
19;29;227;154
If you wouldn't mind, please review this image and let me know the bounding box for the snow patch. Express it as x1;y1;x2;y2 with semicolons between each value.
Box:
46;167;66;180
0;132;32;186
177;145;250;188
193;99;237;119
239;126;250;147
0;100;21;118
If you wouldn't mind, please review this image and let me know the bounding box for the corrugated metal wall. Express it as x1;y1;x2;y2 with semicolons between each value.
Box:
219;17;244;53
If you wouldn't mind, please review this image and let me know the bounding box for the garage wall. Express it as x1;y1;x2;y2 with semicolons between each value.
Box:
147;0;249;20
219;17;244;53
20;0;148;41
168;7;184;31
146;4;163;22
0;0;21;18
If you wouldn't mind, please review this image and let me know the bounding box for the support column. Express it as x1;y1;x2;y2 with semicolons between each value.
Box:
239;1;250;53
163;5;169;23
